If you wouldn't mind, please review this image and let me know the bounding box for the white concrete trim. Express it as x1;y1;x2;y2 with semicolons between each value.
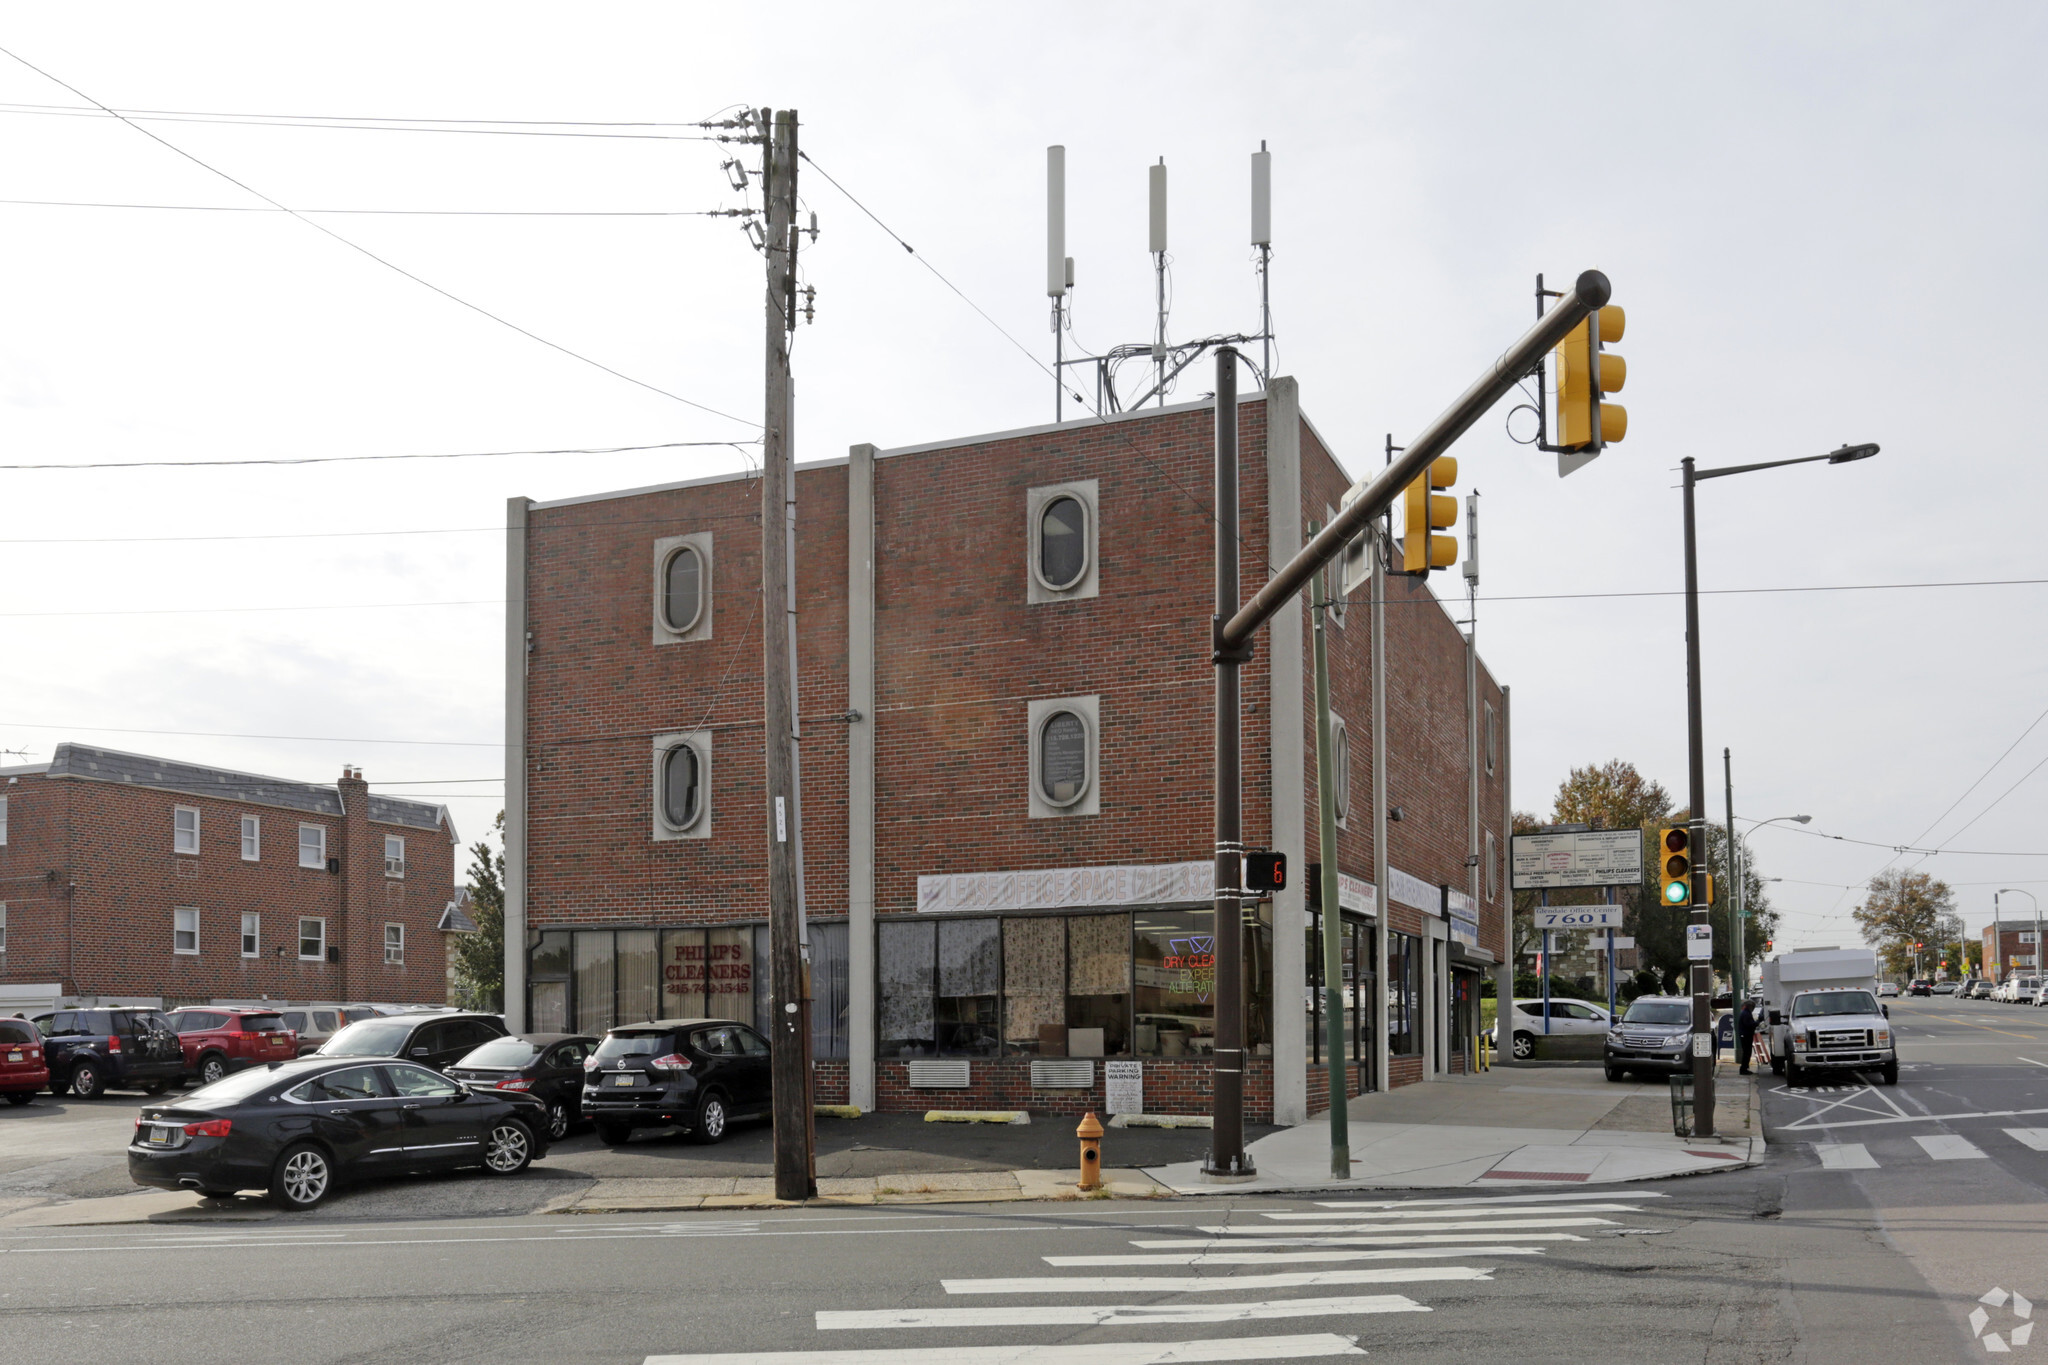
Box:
502;496;530;1032
1266;377;1308;1127
846;444;877;1112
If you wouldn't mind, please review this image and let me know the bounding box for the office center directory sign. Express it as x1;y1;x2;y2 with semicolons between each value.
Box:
1511;829;1644;891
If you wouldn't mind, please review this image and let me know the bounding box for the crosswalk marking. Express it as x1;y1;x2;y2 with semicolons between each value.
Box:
817;1294;1431;1330
1914;1134;1987;1160
2004;1128;2048;1151
1046;1246;1551;1267
1814;1143;1878;1170
1195;1217;1615;1235
1260;1204;1637;1220
1129;1234;1589;1250
646;1336;1369;1364
943;1266;1494;1295
1314;1191;1666;1209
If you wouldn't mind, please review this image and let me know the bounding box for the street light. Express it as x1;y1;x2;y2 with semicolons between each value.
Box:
1731;814;1810;999
1998;888;2040;982
1681;443;1877;1139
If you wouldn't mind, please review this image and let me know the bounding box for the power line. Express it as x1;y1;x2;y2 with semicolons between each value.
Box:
0;99;744;129
0;439;757;472
0;508;765;546
0;197;751;217
0;719;498;748
0;102;729;141
0;45;759;431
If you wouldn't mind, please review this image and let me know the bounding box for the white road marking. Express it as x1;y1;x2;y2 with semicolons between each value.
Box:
1914;1134;1988;1160
1195;1217;1614;1235
1776;1103;2048;1132
1130;1234;1588;1250
2003;1128;2048;1151
2020;1057;2048;1070
944;1266;1494;1294
1261;1204;1638;1220
1813;1143;1879;1170
1314;1191;1665;1209
645;1336;1369;1363
817;1294;1430;1329
1047;1246;1550;1266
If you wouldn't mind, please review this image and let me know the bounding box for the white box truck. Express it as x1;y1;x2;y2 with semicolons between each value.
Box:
1758;946;1896;1085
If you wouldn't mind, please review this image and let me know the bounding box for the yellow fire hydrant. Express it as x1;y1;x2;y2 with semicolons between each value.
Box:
1076;1111;1104;1191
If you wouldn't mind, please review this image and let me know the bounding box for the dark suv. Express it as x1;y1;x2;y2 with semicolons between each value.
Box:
582;1018;772;1146
163;1008;300;1085
34;1008;186;1097
315;1012;507;1071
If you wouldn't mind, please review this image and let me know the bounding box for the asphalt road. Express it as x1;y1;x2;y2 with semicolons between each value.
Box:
0;994;2037;1363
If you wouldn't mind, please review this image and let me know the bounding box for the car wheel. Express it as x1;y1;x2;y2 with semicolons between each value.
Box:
689;1092;730;1146
68;1063;102;1098
1604;1064;1626;1083
595;1120;631;1146
269;1142;333;1210
1512;1031;1535;1060
1784;1062;1803;1087
545;1098;572;1141
1879;1061;1899;1086
198;1055;227;1087
4;1093;32;1107
483;1120;535;1175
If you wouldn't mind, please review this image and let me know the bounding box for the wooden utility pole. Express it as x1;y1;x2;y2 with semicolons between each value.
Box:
760;106;814;1201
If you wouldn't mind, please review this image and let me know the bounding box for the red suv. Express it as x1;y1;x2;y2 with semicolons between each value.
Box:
163;1009;300;1087
0;1017;49;1105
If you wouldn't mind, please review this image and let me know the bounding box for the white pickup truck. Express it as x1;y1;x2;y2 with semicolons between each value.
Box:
1759;947;1898;1086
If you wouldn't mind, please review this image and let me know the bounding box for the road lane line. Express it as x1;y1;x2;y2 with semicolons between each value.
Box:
2003;1129;2048;1151
1813;1143;1879;1170
1131;1234;1588;1249
1913;1134;1988;1160
1780;1103;2048;1131
2019;1057;2048;1069
817;1294;1431;1329
646;1336;1370;1363
1260;1204;1638;1220
1195;1217;1614;1234
1045;1246;1550;1266
944;1267;1493;1294
1312;1191;1666;1208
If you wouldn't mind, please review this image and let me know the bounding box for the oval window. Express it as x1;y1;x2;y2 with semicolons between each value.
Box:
661;743;702;830
1038;495;1087;590
1331;720;1350;822
1040;710;1090;805
663;546;703;633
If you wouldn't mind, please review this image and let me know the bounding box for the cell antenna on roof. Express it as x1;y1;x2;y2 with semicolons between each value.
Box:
1047;145;1068;422
1251;140;1272;380
1150;157;1168;406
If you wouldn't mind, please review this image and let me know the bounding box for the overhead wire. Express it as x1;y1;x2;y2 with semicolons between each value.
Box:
0;440;758;471
0;197;753;217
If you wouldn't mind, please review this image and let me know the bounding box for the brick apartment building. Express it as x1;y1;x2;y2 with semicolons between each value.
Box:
0;745;459;1007
1984;919;2040;980
501;380;1511;1125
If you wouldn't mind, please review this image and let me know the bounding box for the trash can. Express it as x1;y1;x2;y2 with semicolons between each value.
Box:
1669;1074;1695;1138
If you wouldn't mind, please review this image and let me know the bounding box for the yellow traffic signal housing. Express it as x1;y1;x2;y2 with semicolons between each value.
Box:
1400;455;1458;576
1555;305;1627;450
1698;873;1715;907
1658;825;1693;907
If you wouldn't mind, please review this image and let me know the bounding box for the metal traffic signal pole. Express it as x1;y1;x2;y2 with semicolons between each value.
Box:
1204;271;1612;1176
1680;457;1717;1137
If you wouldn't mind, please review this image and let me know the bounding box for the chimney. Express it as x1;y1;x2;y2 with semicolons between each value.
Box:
337;765;372;999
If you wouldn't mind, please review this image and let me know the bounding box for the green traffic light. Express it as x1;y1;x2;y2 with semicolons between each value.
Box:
1664;881;1689;905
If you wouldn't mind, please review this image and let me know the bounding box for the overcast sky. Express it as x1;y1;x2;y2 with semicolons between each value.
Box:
2;5;2043;953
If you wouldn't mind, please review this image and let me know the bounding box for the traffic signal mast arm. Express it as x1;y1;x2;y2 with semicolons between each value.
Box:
1220;269;1611;652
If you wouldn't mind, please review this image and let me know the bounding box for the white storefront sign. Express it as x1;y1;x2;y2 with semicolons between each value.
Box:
918;860;1423;918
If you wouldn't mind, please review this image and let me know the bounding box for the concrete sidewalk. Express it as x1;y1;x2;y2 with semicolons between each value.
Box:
1145;1061;1763;1194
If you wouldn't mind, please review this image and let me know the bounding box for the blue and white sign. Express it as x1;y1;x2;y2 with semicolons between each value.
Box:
1534;906;1624;930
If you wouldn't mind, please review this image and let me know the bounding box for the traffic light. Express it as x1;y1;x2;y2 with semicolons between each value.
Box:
1658;825;1694;907
1400;456;1458;576
1764;939;1774;953
1554;305;1627;450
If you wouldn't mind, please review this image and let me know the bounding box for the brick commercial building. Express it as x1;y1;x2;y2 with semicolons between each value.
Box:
0;745;459;1007
501;381;1511;1125
1984;920;2040;981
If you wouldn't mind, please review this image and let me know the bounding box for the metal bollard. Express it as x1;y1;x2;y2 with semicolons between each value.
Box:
1076;1111;1104;1191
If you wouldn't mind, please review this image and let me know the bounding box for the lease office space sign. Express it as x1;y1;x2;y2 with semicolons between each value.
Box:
1511;830;1643;891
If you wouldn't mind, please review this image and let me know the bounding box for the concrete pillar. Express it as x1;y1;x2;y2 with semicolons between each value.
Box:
846;445;878;1112
1264;378;1308;1126
502;496;530;1033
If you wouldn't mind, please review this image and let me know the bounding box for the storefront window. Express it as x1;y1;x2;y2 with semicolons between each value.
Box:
1244;920;1274;1058
811;922;850;1060
573;930;615;1035
1387;930;1420;1056
1135;909;1216;1058
617;930;657;1025
1003;916;1064;1055
660;928;706;1016
1066;913;1131;1057
937;918;1000;1057
878;918;936;1057
707;926;754;1022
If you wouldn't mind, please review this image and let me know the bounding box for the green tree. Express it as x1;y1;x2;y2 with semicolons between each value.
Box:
450;811;506;1012
1851;869;1957;977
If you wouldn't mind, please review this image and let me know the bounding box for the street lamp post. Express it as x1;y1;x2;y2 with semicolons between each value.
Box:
2000;888;2040;982
1729;811;1811;999
1681;442;1877;1138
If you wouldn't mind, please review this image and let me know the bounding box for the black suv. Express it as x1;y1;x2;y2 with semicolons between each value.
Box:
582;1018;772;1146
34;1008;187;1097
314;1012;507;1071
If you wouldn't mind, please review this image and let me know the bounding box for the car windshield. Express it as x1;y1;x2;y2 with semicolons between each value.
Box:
459;1038;543;1068
1791;990;1879;1018
0;1020;36;1044
184;1067;291;1104
594;1033;676;1063
318;1020;415;1057
1621;1000;1692;1026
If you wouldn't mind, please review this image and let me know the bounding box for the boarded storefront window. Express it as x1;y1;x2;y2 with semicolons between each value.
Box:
878;918;936;1057
936;918;1000;1057
1003;916;1065;1055
1066;912;1131;1056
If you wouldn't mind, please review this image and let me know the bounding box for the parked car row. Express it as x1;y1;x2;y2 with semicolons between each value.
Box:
1990;976;2046;1005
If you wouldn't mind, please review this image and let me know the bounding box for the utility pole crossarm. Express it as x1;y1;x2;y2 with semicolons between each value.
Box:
1222;270;1609;649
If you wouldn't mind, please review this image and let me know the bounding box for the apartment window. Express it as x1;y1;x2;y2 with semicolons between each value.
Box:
174;805;200;855
384;834;406;879
299;917;326;961
241;912;260;958
240;814;261;861
651;531;714;644
1028;696;1100;819
1485;830;1500;902
1026;480;1099;603
298;823;326;869
1329;715;1351;825
1485;701;1498;777
651;731;713;840
384;923;405;966
2022;932;2039;945
173;907;200;955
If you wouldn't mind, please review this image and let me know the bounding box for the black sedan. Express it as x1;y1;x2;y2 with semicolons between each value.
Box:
128;1056;550;1210
446;1032;596;1140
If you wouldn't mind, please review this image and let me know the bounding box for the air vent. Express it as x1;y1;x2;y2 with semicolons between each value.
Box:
1031;1059;1095;1089
905;1059;970;1089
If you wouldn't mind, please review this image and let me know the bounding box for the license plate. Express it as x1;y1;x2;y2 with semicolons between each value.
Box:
610;1074;636;1087
5;1052;19;1063
150;1126;176;1144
